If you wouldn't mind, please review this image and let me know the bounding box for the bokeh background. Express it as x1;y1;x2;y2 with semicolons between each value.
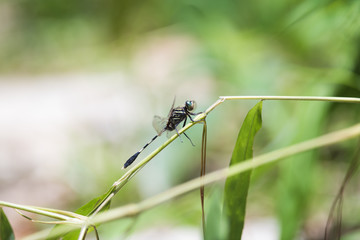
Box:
1;0;360;239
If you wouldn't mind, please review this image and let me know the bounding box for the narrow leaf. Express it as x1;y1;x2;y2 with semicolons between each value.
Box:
200;120;207;237
47;191;112;240
205;189;228;240
74;191;112;216
223;101;263;240
0;208;15;240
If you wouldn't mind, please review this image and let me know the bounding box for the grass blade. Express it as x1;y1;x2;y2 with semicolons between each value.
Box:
47;191;112;240
0;208;15;240
325;139;360;239
200;120;207;236
223;101;263;240
205;189;228;240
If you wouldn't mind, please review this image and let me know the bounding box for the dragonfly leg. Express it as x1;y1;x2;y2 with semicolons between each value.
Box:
189;111;203;116
175;128;184;143
183;132;195;146
188;113;203;123
182;117;188;127
181;118;195;146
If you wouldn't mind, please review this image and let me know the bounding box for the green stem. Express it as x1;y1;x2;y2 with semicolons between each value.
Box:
0;201;83;224
17;95;360;239
91;122;360;225
89;95;360;216
220;96;360;103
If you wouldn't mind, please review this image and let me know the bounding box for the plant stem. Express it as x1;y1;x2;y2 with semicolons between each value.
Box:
220;96;360;103
90;95;360;216
0;201;83;223
91;122;360;225
18;95;360;239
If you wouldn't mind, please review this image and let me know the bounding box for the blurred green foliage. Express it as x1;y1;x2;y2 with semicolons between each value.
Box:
1;0;359;75
2;0;360;239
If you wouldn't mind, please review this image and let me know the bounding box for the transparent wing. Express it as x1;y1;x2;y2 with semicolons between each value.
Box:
169;96;176;117
166;122;184;139
166;129;177;138
152;115;167;135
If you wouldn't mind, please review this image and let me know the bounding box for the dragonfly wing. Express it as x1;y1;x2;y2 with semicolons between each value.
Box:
167;96;176;119
166;129;177;138
153;115;167;135
166;121;184;138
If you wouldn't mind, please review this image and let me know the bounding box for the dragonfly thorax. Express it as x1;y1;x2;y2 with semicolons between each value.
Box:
165;107;187;131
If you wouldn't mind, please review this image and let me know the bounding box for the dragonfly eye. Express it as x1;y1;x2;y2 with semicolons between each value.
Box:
185;100;196;111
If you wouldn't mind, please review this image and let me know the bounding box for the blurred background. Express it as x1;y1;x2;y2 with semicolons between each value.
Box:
0;0;360;239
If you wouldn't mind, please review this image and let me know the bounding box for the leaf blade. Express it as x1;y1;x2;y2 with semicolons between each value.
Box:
47;191;112;240
0;208;15;240
205;189;228;240
223;101;263;240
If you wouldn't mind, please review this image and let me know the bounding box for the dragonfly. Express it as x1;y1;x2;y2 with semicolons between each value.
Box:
122;99;202;169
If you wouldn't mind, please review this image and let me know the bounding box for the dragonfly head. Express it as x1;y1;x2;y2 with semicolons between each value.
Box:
185;100;196;112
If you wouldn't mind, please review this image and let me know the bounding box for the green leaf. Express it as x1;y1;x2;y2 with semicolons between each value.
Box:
47;190;112;240
205;189;228;240
74;191;112;216
0;208;15;240
223;101;263;240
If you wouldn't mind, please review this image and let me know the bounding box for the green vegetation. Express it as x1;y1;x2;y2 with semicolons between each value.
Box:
1;0;360;239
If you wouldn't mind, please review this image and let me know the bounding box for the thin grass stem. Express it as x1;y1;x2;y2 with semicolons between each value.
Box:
89;123;360;225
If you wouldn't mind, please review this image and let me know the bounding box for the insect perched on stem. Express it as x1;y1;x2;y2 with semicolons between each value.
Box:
122;99;202;169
